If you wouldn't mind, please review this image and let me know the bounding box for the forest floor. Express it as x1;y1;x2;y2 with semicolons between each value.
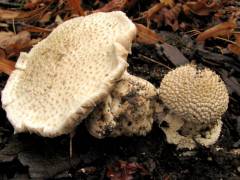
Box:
0;0;240;179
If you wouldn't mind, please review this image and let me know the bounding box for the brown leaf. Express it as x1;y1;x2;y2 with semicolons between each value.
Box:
138;3;164;27
184;0;211;16
158;43;189;66
39;11;52;23
0;49;6;58
135;23;164;45
93;0;128;13
228;34;240;55
160;0;175;7
162;3;182;31
0;8;45;21
22;26;52;33
184;0;222;16
24;0;45;9
0;57;15;75
196;19;237;42
67;0;84;16
0;31;31;57
228;44;240;55
142;3;182;31
141;3;164;20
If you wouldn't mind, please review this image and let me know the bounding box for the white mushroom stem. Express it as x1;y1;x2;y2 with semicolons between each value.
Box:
86;73;158;138
161;112;223;150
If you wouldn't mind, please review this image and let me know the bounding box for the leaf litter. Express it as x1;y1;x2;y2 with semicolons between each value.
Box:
0;0;240;179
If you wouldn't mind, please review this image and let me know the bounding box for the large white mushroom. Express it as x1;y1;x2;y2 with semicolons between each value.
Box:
1;11;137;137
158;64;229;149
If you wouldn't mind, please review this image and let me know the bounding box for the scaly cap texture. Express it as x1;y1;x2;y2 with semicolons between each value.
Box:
159;64;229;149
1;11;137;137
159;64;229;127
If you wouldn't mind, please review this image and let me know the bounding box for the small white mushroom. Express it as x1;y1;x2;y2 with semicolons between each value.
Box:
86;73;158;138
1;11;137;137
158;64;229;149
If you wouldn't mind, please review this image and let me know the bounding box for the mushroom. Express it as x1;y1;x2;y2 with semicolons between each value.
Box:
86;73;157;138
158;64;229;149
1;11;137;137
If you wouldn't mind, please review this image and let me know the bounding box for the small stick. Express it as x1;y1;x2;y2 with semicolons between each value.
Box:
69;130;76;158
12;19;16;34
138;54;172;70
215;37;240;48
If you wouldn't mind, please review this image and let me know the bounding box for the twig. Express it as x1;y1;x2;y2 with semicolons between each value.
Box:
138;54;172;70
215;37;240;48
12;19;16;34
69;130;76;158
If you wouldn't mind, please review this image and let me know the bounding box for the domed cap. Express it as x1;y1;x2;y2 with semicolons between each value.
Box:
1;11;137;137
159;64;229;126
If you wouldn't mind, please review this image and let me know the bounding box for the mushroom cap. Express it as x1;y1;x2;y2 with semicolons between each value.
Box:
159;64;229;127
1;11;137;137
86;73;157;138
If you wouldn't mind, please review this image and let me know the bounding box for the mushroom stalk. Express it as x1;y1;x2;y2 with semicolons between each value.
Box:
86;73;158;138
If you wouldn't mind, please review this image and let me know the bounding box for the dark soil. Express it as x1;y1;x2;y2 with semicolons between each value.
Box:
0;0;240;179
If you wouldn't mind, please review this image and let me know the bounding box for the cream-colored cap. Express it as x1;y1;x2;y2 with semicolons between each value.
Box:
1;11;137;137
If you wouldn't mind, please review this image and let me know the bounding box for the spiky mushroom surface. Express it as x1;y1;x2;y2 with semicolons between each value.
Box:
1;11;137;137
159;64;229;149
86;73;157;138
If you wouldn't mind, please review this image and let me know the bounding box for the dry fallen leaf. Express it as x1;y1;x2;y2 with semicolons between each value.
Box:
160;0;175;8
22;26;52;33
141;3;182;31
196;19;237;42
0;31;31;57
39;11;52;23
0;8;45;21
141;3;164;20
93;0;128;13
158;43;189;66
183;0;223;16
24;0;45;9
138;3;164;27
135;23;164;44
67;0;85;16
162;3;182;31
0;57;15;75
228;34;240;55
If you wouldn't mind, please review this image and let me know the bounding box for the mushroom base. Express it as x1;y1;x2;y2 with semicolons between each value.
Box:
86;73;157;138
161;113;222;150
